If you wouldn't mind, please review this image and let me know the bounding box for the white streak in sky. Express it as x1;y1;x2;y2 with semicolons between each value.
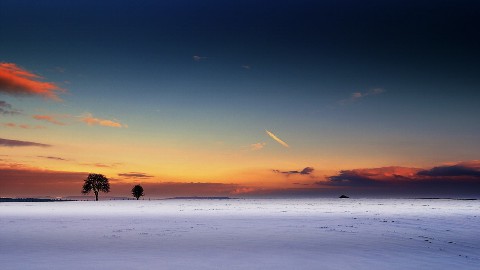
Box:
265;130;289;148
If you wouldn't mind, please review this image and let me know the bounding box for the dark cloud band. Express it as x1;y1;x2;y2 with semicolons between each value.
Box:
0;138;51;147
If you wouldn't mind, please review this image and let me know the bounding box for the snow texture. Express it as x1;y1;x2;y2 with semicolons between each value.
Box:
1;199;479;269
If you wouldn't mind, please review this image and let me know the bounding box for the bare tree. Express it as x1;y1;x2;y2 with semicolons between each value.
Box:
131;185;144;200
81;173;110;201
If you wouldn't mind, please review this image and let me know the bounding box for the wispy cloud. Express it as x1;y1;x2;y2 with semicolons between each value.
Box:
193;55;207;62
265;130;289;148
241;65;251;70
273;167;314;176
80;162;121;168
33;114;67;126
339;88;385;105
118;172;154;179
2;123;16;128
0;138;51;147
93;163;113;168
37;156;68;161
3;123;45;129
293;182;311;186
0;62;65;100
0;100;21;115
54;66;66;73
80;113;126;128
250;142;266;151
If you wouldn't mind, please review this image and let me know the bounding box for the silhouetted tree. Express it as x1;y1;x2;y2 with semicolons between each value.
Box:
131;185;144;200
81;173;110;201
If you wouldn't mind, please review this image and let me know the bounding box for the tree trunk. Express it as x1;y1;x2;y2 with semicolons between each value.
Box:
95;192;98;201
136;197;139;200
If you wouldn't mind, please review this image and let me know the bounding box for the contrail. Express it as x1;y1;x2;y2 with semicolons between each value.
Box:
265;130;289;148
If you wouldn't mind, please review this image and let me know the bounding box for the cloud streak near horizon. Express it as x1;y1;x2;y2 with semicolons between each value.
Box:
274;167;314;176
3;123;45;129
265;130;289;148
0;62;64;100
37;156;68;161
118;172;154;179
0;138;51;148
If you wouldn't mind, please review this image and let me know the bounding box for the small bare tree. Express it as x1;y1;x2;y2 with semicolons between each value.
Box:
131;185;144;200
81;173;110;201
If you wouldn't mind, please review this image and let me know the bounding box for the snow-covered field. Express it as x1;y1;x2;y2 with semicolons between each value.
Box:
1;198;479;269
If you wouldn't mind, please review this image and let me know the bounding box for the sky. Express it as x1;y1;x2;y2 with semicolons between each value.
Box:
1;0;480;198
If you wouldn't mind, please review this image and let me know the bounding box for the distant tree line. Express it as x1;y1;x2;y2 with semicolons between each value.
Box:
0;198;74;202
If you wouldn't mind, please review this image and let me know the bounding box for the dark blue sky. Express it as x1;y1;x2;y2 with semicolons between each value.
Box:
2;1;479;86
2;1;479;91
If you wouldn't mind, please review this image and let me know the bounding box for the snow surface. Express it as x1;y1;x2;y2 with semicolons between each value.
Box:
1;199;479;269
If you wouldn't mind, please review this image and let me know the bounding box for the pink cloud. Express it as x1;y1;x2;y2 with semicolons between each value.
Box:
250;142;266;151
3;122;46;129
33;114;67;126
0;62;65;100
80;113;126;128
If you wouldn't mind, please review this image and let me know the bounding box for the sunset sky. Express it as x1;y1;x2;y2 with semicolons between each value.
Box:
1;0;480;198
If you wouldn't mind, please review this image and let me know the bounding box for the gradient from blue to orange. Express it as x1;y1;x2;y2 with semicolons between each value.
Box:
1;0;480;198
